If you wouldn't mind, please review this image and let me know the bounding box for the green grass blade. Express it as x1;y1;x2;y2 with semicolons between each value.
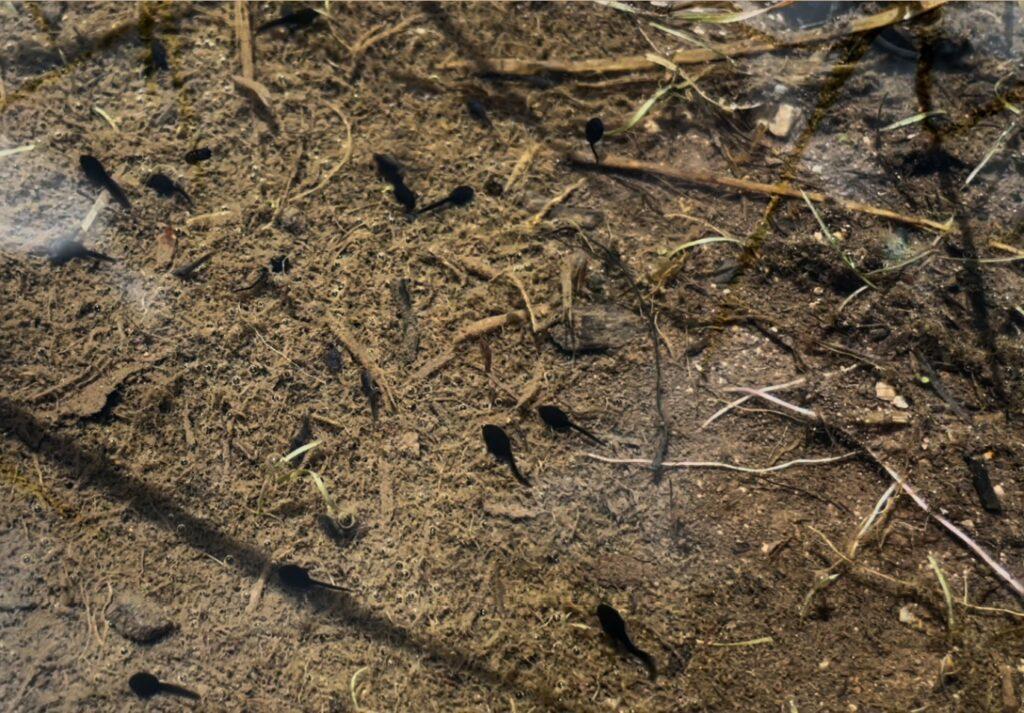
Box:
800;191;876;289
606;84;675;137
879;110;946;132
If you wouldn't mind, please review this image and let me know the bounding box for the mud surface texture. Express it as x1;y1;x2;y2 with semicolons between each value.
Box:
2;2;1024;711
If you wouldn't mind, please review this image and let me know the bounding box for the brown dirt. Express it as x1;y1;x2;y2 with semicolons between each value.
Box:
2;2;1024;711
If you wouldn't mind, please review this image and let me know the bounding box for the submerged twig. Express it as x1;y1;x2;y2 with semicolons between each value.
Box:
441;1;948;76
582;452;855;474
568;151;953;232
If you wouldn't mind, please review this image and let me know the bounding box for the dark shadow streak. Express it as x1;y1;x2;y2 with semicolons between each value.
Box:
0;398;568;711
914;29;1009;407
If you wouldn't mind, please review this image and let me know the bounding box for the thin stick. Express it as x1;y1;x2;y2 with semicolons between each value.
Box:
440;1;948;76
322;316;397;411
520;179;587;233
865;446;1024;599
721;386;818;419
292;106;353;202
234;0;254;80
568;151;953;232
929;553;956;631
702;377;805;428
581;452;855;474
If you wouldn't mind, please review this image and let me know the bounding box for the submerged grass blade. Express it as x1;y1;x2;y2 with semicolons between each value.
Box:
649;21;734;61
606;84;675;136
879;110;946;132
964;118;1021;186
281;439;321;464
669;1;790;24
929;553;956;631
665;236;743;259
0;144;35;159
801;190;876;289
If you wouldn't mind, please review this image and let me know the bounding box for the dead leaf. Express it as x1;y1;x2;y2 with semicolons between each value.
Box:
155;226;176;270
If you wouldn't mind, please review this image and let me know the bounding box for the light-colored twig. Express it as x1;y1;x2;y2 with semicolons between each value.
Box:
865;447;1024;599
292;106;353;202
702;377;805;428
440;1;948;76
568;151;953;232
721;386;818;419
581;452;855;474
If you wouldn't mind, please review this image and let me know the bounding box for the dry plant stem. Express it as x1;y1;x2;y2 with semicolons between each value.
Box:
321;315;397;411
702;377;805;428
440;1;948;76
234;0;254;80
504;143;540;194
350;14;423;62
405;303;554;389
722;386;818;419
864;447;1024;599
568;152;952;232
292;106;353;202
520;179;587;233
581;452;855;474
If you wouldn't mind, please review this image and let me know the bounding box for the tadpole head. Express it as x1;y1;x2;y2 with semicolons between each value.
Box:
448;185;475;206
537;405;571;431
394;181;417;212
129;672;161;699
585;117;604;146
482;424;512;459
277;563;313;591
596;603;626;638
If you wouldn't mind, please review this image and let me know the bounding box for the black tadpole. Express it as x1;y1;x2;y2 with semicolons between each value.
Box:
171;251;214;279
80;155;131;210
277;563;346;592
43;238;116;266
466;98;493;129
361;370;381;422
418;185;474;215
585;117;604;164
537;405;605;445
145;38;168;75
287;415;314;467
128;672;200;701
184;147;212;164
256;7;318;34
373;153;405;184
145;172;192;205
482;424;528;486
596;603;657;681
393;180;417;213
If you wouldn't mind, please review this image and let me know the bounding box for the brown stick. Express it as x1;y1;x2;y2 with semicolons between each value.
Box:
405;304;553;389
440;1;948;76
567;151;952;233
234;0;255;80
322;317;398;411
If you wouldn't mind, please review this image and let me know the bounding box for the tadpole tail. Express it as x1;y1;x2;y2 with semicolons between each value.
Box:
103;176;132;210
83;249;116;263
313;579;349;593
571;423;606;446
255;17;285;34
417;197;448;214
589;143;600;165
158;683;201;701
627;644;658;681
507;456;530;487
